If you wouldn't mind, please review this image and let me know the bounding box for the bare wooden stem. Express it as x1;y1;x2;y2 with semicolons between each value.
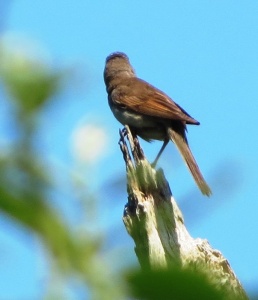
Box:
119;126;248;300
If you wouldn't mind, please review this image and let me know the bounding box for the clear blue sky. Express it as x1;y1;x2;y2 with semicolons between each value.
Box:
0;1;258;298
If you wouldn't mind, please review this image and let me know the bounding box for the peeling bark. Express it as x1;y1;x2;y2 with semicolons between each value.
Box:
120;126;248;300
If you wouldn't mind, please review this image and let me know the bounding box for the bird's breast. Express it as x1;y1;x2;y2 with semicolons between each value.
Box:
109;99;155;127
109;99;167;141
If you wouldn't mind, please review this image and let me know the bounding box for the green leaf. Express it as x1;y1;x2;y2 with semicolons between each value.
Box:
127;267;226;300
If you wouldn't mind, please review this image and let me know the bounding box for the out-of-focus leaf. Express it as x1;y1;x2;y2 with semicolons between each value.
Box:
0;64;63;114
0;38;65;115
127;267;226;300
0;35;127;299
0;183;96;272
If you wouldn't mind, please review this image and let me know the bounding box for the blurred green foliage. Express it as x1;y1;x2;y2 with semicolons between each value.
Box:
127;267;226;300
0;40;125;299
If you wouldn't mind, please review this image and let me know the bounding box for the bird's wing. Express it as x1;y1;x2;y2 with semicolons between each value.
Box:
115;78;199;125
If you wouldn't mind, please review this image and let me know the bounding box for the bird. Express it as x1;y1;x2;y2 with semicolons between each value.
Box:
104;52;211;196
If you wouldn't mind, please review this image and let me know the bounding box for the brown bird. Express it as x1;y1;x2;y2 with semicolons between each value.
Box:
104;52;211;196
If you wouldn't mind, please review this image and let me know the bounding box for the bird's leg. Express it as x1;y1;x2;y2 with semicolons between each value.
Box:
152;139;169;168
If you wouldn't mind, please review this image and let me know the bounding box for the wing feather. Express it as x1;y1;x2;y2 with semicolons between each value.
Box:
113;77;199;125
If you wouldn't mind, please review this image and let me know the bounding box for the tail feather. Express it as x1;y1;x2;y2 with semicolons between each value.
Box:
167;127;212;196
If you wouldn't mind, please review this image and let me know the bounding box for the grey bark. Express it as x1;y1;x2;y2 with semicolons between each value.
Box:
119;126;248;300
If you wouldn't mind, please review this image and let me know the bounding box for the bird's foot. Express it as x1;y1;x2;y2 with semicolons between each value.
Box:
119;127;128;143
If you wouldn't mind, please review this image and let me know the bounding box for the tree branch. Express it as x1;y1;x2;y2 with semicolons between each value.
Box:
119;126;248;300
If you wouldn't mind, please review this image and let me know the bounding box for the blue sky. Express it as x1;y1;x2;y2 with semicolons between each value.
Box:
0;1;258;298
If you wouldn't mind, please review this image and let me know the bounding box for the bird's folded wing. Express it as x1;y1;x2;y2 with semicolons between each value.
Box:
115;78;200;125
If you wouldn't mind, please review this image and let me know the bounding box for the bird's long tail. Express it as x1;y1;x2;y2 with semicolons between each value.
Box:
167;127;212;196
